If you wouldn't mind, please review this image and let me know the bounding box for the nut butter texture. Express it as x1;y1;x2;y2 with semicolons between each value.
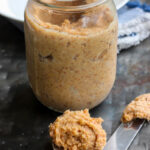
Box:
24;0;118;111
49;109;106;150
122;94;150;123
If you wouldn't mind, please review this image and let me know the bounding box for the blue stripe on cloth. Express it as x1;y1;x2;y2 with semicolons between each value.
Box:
118;32;137;39
117;0;150;50
126;0;150;12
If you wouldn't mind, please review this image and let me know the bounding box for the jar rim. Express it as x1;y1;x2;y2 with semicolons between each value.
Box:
31;0;108;11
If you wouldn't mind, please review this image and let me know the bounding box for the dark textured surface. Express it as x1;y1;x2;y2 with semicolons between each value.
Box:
0;14;150;150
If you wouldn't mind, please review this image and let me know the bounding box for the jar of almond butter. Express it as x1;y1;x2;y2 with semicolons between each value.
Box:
24;0;118;112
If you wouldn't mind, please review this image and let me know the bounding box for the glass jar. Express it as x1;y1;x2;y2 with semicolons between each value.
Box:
24;0;118;112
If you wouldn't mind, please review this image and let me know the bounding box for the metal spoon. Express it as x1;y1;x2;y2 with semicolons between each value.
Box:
52;144;62;150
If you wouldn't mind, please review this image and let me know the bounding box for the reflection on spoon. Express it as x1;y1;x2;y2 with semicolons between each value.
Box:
52;144;63;150
52;144;57;150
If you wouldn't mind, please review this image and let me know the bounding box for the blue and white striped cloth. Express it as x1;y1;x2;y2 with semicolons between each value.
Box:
118;0;150;51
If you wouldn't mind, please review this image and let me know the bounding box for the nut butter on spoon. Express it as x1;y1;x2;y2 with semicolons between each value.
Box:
51;94;150;150
121;93;150;123
49;109;106;150
103;94;150;150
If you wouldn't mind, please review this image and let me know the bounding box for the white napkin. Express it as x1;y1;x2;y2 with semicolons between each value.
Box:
118;5;150;51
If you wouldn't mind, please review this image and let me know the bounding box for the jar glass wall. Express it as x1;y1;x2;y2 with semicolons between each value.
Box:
24;0;118;112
